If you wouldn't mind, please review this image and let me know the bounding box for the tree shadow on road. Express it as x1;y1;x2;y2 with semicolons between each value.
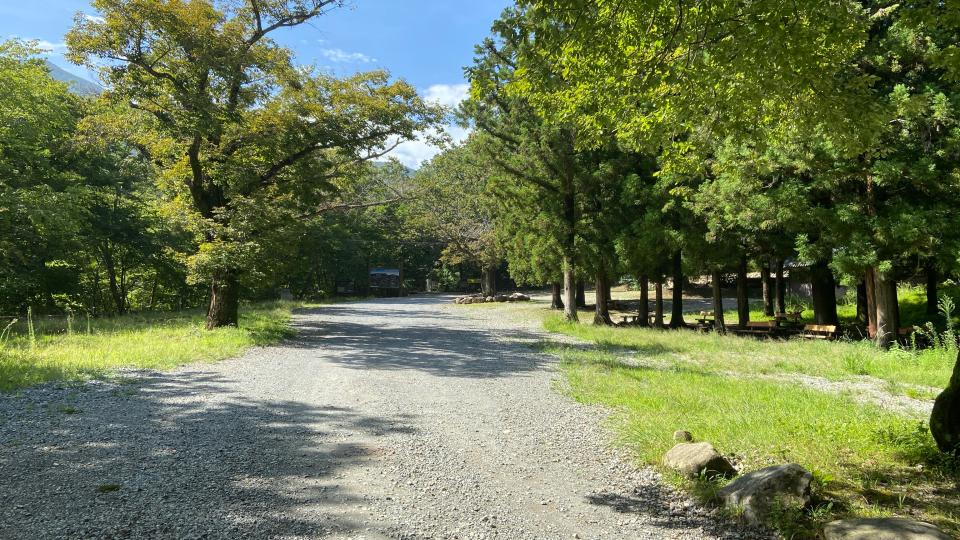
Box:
286;304;555;379
0;370;416;538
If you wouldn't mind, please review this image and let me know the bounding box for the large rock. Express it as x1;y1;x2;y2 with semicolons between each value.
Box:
662;442;735;479
823;518;952;540
930;350;960;453
718;463;812;524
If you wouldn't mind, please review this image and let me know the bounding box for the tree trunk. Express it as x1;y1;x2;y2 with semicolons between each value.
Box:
101;242;127;315
712;270;726;335
148;274;159;310
927;263;939;320
481;266;497;296
669;250;685;328
551;282;564;310
654;280;665;328
856;281;868;325
810;260;839;325
576;280;586;308
865;268;878;338
593;269;613;326
736;255;750;327
638;274;650;327
775;259;786;314
206;270;240;329
761;258;774;317
889;277;901;334
563;258;578;322
873;268;896;348
931;350;960;453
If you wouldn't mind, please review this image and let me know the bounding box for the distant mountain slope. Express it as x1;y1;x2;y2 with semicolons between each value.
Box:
45;61;102;96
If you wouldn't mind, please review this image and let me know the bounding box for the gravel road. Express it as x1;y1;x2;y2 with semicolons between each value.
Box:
0;295;753;539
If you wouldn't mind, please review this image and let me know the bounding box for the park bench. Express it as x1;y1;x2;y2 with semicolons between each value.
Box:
734;320;778;337
801;324;838;340
620;314;658;326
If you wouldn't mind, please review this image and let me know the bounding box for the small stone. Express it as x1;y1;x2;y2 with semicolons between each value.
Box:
673;430;693;442
662;442;735;479
823;518;952;540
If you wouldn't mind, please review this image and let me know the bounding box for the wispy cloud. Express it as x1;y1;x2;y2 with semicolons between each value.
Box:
319;48;376;64
83;14;106;24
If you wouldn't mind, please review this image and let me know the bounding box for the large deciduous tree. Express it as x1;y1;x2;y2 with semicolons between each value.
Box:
67;0;441;328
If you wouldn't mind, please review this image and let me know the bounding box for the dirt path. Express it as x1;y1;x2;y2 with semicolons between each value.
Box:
0;296;750;539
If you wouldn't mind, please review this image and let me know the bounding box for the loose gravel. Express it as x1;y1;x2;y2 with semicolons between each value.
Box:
0;295;758;539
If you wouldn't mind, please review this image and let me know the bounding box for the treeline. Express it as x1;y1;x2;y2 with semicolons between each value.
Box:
412;0;960;454
0;42;439;315
1;1;447;321
415;3;960;351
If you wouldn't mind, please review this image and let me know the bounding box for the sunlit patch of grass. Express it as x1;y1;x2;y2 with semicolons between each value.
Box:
0;301;305;392
542;315;954;393
549;345;960;537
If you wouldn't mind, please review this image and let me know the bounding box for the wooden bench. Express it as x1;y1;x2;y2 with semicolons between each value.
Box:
801;324;838;340
620;315;639;325
734;320;778;337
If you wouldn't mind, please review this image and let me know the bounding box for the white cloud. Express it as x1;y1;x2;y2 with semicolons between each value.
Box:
423;83;470;109
35;40;66;53
382;83;474;169
83;14;106;24
319;48;376;64
388;124;471;170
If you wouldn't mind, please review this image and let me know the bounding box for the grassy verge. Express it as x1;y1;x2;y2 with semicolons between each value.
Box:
550;344;959;537
0;300;304;392
545;316;955;395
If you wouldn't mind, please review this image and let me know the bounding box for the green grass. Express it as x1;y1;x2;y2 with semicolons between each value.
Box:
550;345;960;537
0;301;304;392
544;316;956;392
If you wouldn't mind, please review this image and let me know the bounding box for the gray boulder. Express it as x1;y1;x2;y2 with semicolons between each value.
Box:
823;518;952;540
662;442;735;479
718;463;812;524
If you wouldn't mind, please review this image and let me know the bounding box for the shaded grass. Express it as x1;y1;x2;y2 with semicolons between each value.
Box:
551;345;960;537
544;316;955;393
0;301;304;392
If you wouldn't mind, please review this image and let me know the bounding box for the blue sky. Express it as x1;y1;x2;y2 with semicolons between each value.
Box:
0;0;513;167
